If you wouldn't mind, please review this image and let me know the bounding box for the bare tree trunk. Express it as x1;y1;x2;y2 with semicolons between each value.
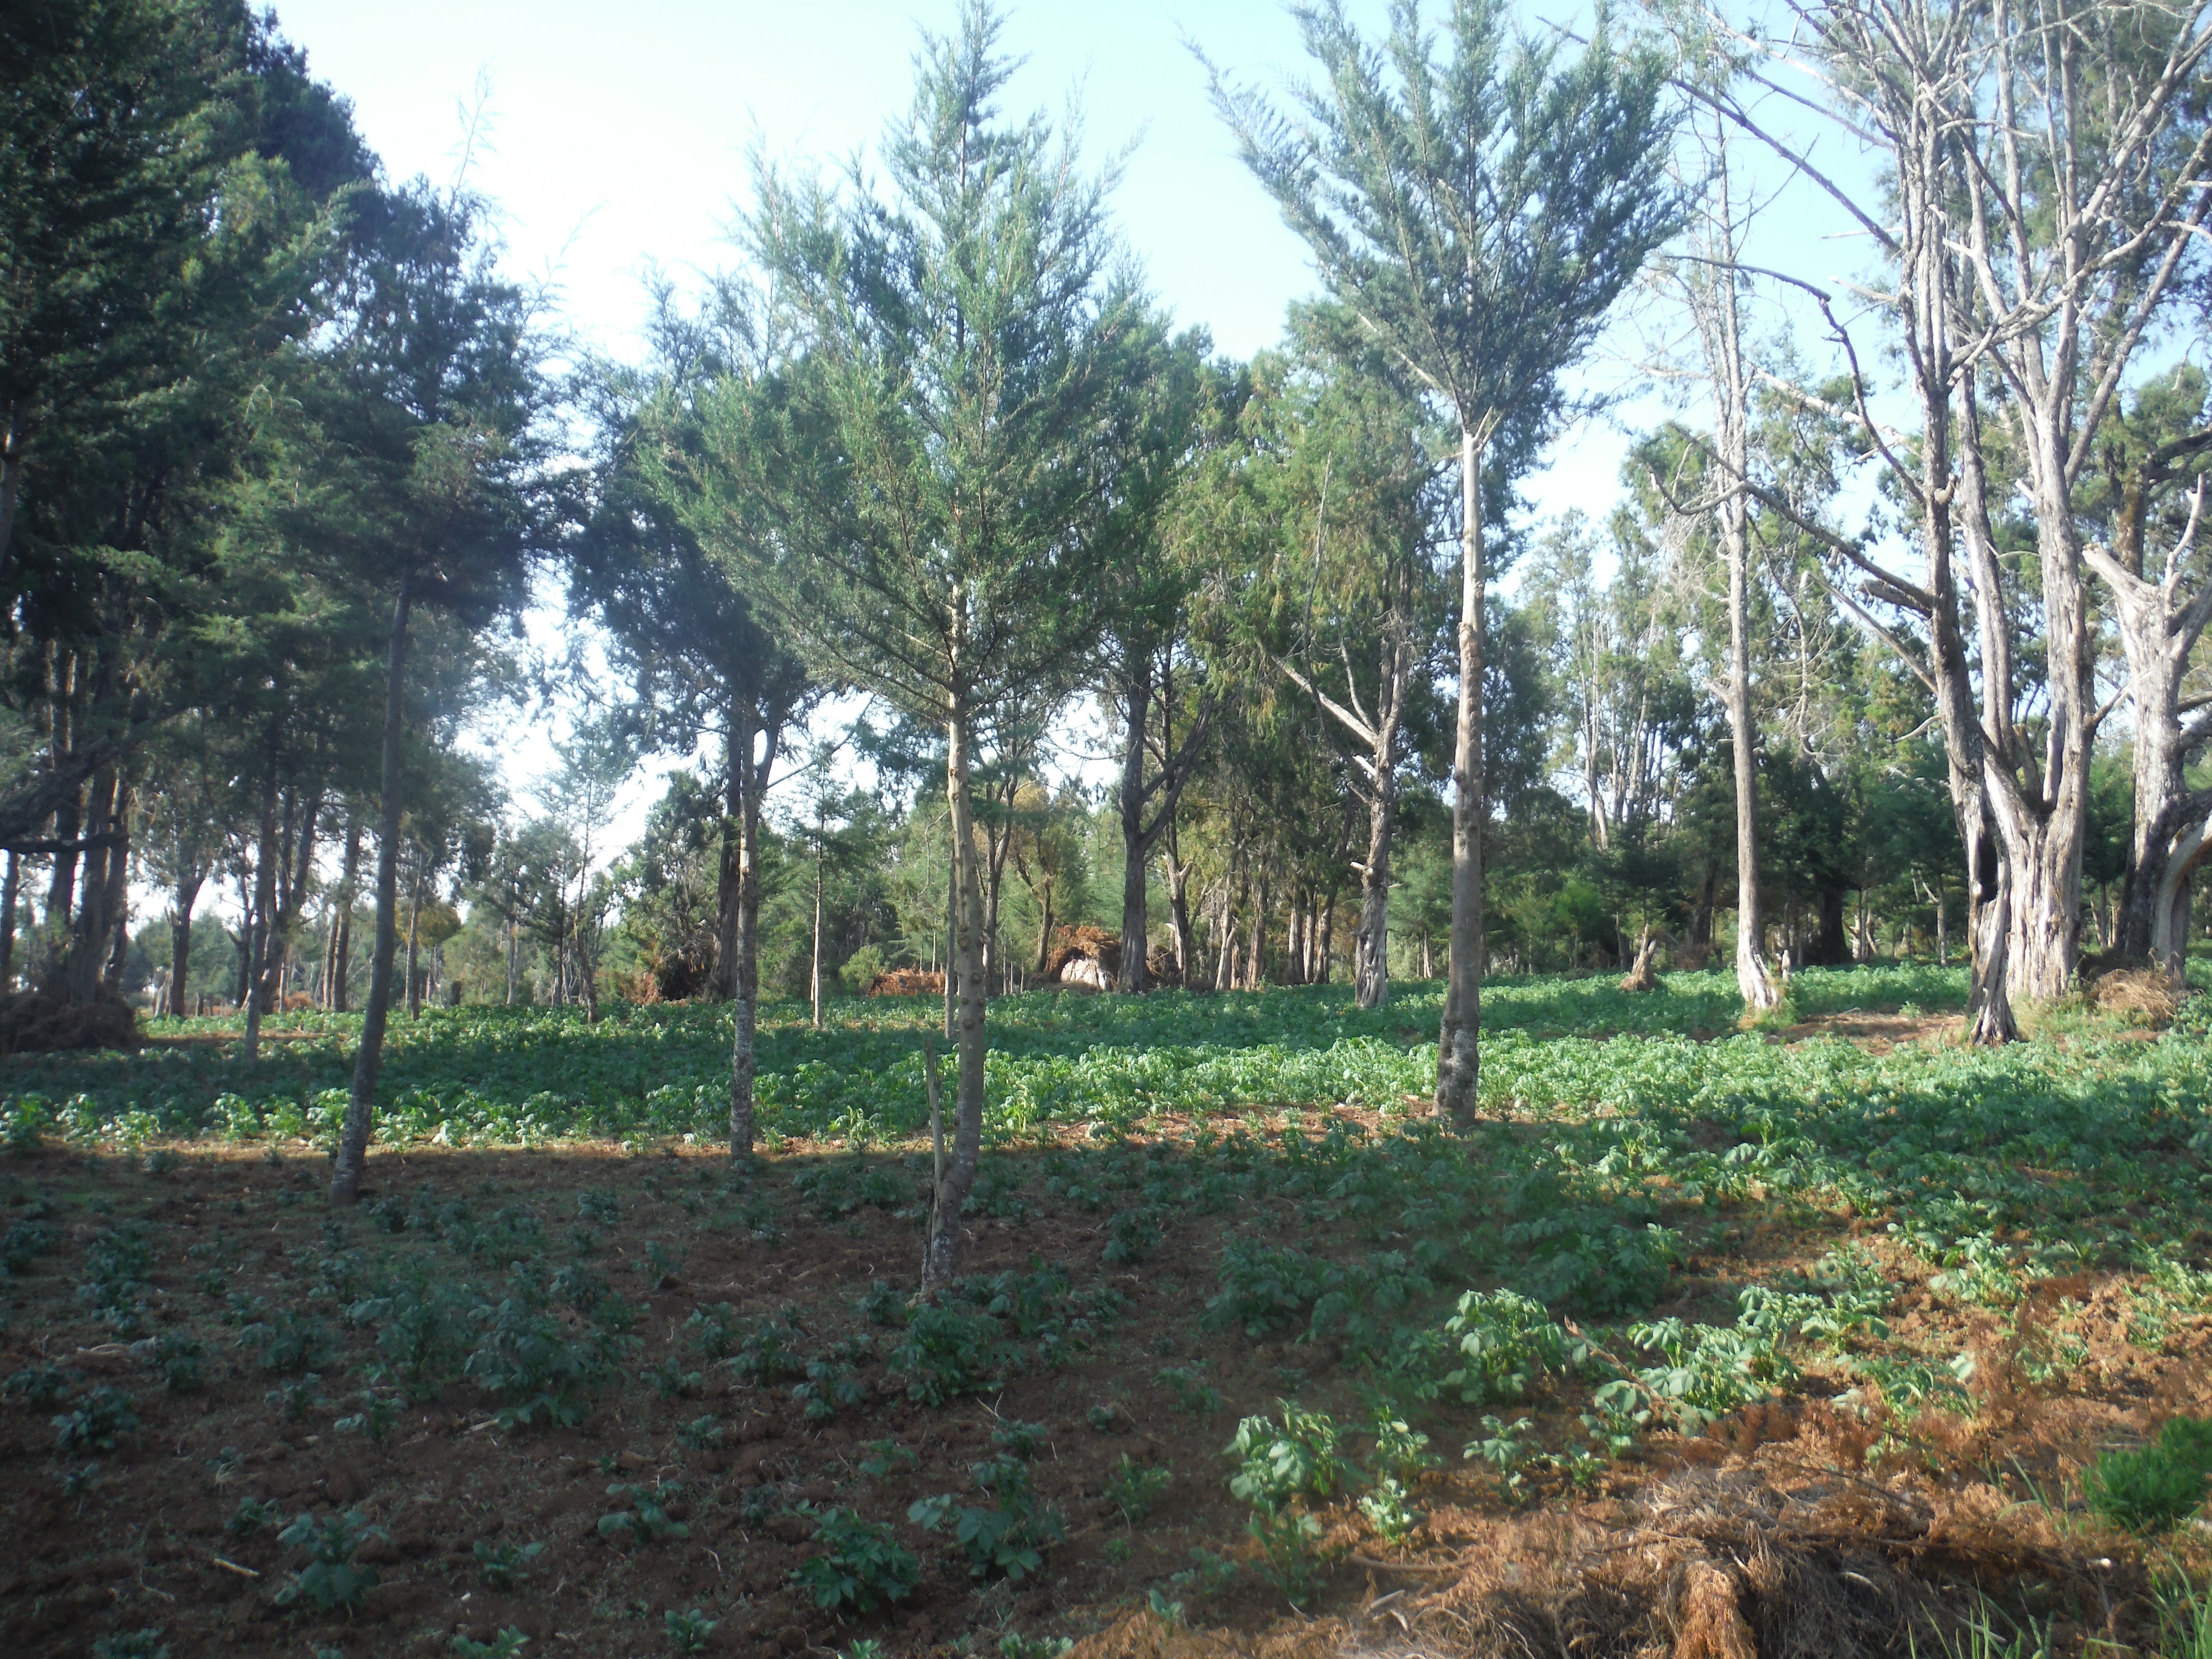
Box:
1437;425;1486;1120
1116;662;1153;992
810;802;826;1030
1160;840;1194;987
330;815;360;1012
404;850;424;1021
243;774;277;1061
0;849;19;991
922;696;988;1296
727;709;775;1159
1355;765;1396;1009
332;576;412;1206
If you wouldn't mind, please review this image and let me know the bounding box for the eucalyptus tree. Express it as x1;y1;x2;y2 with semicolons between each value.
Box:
1202;319;1446;1009
662;4;1140;1289
579;279;820;1035
1205;0;1679;1117
327;183;561;1207
1695;0;2212;1034
1094;323;1225;991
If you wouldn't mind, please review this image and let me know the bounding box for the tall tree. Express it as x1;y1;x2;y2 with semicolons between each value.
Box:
1205;0;1680;1117
327;183;558;1206
664;2;1139;1289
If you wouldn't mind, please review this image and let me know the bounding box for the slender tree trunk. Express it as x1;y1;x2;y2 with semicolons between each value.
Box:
1318;884;1337;984
923;696;988;1296
727;710;773;1159
1437;425;1486;1120
331;578;412;1205
943;848;956;1040
1116;663;1152;992
810;805;826;1030
712;716;745;1000
243;774;277;1061
1355;768;1396;1009
0;849;19;990
1161;843;1194;987
57;764;120;1003
99;802;129;998
329;816;360;1012
404;851;424;1020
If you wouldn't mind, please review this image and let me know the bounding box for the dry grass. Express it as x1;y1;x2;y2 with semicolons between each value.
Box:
2085;966;2185;1025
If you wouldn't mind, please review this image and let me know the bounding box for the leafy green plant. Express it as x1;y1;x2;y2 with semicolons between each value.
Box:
647;1355;703;1399
228;1496;283;1538
466;1298;625;1428
684;1302;740;1358
910;1436;1066;1581
727;1307;809;1386
1154;1365;1221;1416
5;1362;77;1407
275;1510;387;1611
451;1629;529;1659
676;1413;723;1449
91;1631;170;1659
663;1607;718;1653
1104;1455;1172;1524
598;1481;690;1545
889;1302;1007;1405
132;1334;207;1394
792;1507;920;1611
1246;1508;1327;1607
53;1385;139;1453
1226;1403;1346;1511
473;1538;545;1589
2086;1417;2212;1532
859;1438;918;1479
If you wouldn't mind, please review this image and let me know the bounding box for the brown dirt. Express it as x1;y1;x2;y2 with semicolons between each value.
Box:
0;1118;2198;1658
1769;1010;1961;1053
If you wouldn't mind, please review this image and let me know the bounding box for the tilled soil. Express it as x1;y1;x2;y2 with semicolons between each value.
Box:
0;1120;2200;1658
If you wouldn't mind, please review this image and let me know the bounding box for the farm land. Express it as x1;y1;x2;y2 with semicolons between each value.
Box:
4;964;2212;1658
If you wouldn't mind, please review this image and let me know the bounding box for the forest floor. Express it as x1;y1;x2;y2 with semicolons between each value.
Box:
2;964;2211;1659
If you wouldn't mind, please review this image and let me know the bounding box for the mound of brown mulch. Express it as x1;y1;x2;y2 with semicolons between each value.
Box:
2085;964;2184;1024
1043;924;1122;985
0;991;139;1054
866;967;946;996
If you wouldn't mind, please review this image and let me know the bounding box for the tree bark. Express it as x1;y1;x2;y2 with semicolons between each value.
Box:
1160;841;1194;987
726;709;774;1159
330;815;360;1011
331;577;412;1206
0;849;19;990
922;696;988;1296
1437;424;1486;1120
243;774;278;1061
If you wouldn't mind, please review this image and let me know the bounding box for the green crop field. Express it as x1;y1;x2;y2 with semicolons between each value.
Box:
4;966;2212;1658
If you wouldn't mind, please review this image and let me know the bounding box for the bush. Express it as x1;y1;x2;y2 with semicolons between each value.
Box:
889;1303;1007;1404
275;1510;386;1611
1439;1288;1576;1404
792;1507;919;1611
2087;1416;2212;1531
1225;1403;1346;1512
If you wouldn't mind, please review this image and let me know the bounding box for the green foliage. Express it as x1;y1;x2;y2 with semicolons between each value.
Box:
91;1632;170;1659
1154;1365;1221;1416
53;1385;139;1453
663;1607;718;1653
911;1432;1066;1582
2086;1417;2212;1532
1438;1289;1578;1404
1245;1508;1327;1607
792;1508;920;1611
451;1629;530;1659
227;1496;283;1538
889;1303;1008;1405
598;1481;689;1546
1104;1455;1172;1524
275;1510;386;1611
465;1298;626;1428
5;1363;78;1407
473;1538;545;1590
1226;1403;1346;1512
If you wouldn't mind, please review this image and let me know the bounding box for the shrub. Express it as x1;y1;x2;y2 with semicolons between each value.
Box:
275;1510;386;1611
1439;1289;1576;1404
792;1507;920;1611
1225;1403;1346;1512
598;1481;689;1545
1104;1455;1172;1524
473;1538;545;1589
2087;1417;2212;1531
53;1386;139;1454
889;1303;1007;1405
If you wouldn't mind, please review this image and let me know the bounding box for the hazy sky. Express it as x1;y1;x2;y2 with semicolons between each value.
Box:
256;0;1870;854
